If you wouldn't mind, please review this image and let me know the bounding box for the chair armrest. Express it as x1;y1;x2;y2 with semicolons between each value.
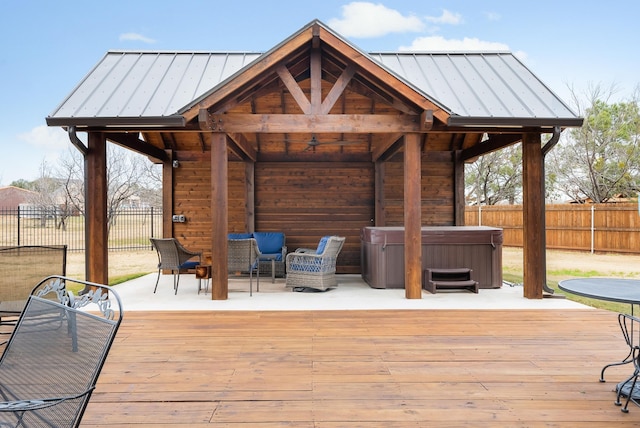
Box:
0;388;94;412
286;252;325;265
294;247;316;253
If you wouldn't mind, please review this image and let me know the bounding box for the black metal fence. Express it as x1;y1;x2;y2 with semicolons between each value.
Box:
0;207;162;251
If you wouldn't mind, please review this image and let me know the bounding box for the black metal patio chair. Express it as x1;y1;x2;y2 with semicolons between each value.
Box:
615;313;640;413
0;275;123;427
0;245;67;332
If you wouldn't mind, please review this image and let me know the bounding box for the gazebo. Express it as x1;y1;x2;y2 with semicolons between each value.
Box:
46;20;583;300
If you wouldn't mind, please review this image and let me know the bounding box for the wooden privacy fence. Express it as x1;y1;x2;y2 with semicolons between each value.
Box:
465;203;640;254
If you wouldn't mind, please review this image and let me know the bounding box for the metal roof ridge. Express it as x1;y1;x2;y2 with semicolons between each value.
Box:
105;49;265;55
370;51;512;55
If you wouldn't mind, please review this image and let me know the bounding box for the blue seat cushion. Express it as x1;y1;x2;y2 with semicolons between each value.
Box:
316;236;331;254
179;261;199;269
253;232;284;255
228;233;252;239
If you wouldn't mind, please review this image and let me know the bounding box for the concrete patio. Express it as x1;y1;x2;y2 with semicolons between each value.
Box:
116;273;590;311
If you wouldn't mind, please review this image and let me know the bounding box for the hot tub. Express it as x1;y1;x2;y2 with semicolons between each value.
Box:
361;226;503;289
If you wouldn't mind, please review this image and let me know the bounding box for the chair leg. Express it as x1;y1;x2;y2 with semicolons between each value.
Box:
153;269;161;293
622;374;639;413
271;259;275;283
174;271;180;295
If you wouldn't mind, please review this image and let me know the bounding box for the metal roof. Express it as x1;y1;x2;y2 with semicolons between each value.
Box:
47;49;581;128
371;51;580;127
47;51;263;127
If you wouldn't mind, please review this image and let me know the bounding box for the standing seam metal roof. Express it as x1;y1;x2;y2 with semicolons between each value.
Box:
47;49;580;127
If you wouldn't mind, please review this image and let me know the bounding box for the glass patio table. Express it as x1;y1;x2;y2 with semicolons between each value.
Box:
559;278;640;407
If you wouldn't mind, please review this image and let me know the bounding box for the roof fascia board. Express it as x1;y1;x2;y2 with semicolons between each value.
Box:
447;116;584;128
180;25;316;122
45;115;186;129
315;25;450;123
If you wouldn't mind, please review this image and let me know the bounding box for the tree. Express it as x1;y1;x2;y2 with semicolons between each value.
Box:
549;85;640;203
465;143;522;205
9;179;32;190
58;142;161;233
26;161;72;229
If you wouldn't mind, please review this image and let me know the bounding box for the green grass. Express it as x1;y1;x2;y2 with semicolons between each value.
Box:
109;272;151;286
63;272;151;295
503;272;632;314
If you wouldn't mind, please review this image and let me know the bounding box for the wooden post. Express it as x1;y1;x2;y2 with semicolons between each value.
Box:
85;132;108;285
245;161;255;232
522;132;544;299
211;133;229;300
374;161;385;226
453;150;465;226
162;150;174;239
404;133;422;299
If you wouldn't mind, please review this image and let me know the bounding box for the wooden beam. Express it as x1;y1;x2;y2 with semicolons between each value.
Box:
310;49;322;113
85;132;108;285
522;132;544;299
453;150;465;225
105;132;168;163
320;65;355;115
276;65;311;114
374;161;385;226
404;133;422;299
460;133;522;161
162;150;174;240
421;110;434;131
245;161;255;233
317;26;450;123
210;133;229;300
371;133;403;162
208;114;420;133
181;25;315;122
227;132;257;161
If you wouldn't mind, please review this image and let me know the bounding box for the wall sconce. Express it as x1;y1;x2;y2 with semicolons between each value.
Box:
172;160;180;168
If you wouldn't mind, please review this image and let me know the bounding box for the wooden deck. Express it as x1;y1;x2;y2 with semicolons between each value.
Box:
82;309;640;427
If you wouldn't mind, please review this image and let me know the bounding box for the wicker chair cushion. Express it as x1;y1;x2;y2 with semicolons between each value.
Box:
253;232;285;260
316;236;330;254
180;260;200;269
228;233;252;239
229;232;286;261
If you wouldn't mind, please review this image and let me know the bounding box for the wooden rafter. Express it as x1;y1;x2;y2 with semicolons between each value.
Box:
106;132;168;163
460;133;522;161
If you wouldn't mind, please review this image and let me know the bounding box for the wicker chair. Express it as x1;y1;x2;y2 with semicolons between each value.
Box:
228;238;261;296
150;238;201;295
285;236;345;291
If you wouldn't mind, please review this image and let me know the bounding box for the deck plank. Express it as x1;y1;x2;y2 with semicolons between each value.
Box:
81;309;640;426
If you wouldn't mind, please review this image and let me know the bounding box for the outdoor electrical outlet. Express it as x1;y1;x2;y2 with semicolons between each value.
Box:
172;215;186;223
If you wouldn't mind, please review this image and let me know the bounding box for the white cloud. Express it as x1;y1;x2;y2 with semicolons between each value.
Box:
400;35;510;52
425;9;462;25
119;32;156;44
328;2;424;38
18;125;69;151
484;11;501;21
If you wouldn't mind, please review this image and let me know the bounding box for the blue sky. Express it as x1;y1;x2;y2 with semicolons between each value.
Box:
1;1;638;186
